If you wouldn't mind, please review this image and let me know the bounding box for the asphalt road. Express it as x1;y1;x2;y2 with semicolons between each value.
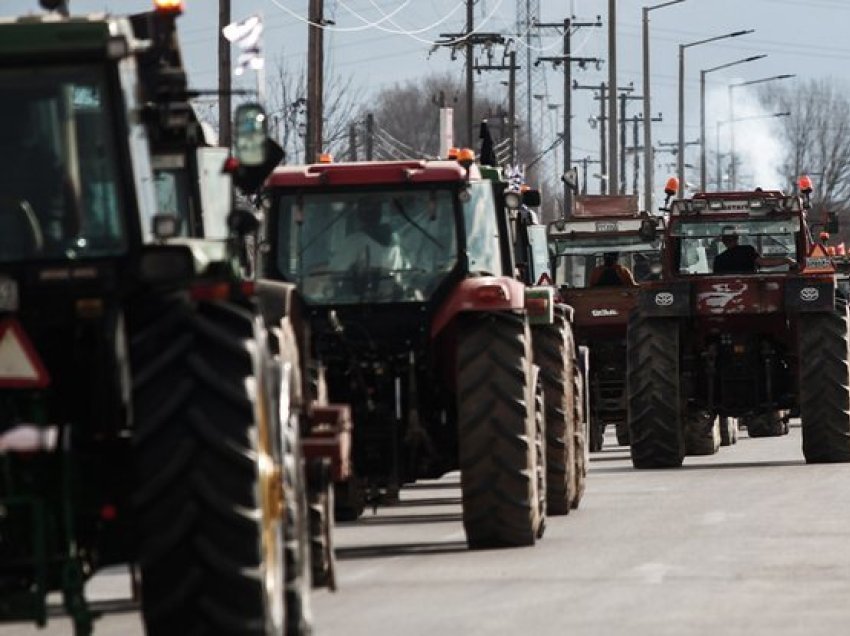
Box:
4;421;850;635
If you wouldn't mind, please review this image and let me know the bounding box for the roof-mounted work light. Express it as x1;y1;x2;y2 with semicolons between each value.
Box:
155;0;184;15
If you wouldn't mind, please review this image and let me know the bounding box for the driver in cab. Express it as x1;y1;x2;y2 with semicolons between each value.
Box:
329;197;407;272
712;226;796;274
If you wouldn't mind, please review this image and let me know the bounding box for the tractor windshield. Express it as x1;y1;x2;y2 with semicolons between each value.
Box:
274;188;458;304
552;235;661;286
670;217;800;275
0;65;126;263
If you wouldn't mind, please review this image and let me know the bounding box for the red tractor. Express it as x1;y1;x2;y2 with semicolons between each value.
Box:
549;195;663;451
626;179;850;468
258;155;586;548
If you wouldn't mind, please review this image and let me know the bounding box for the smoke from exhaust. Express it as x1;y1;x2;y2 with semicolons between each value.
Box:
707;82;786;191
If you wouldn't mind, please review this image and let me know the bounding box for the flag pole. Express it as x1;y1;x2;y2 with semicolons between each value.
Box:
256;11;266;105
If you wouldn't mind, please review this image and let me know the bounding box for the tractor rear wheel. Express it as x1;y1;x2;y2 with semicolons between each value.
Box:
684;411;721;456
131;295;285;635
627;313;685;469
571;350;588;509
744;411;787;438
308;460;337;591
719;416;737;446
457;312;544;548
615;421;630;447
532;308;577;515
589;418;605;453
799;306;850;462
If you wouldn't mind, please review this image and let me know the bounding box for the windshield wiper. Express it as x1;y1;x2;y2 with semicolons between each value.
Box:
391;198;443;248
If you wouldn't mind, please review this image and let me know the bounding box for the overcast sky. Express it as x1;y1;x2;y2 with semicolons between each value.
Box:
5;0;850;192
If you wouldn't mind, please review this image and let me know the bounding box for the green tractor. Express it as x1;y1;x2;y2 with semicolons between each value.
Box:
0;3;346;634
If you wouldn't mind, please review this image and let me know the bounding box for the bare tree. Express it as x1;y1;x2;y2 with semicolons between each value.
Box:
760;79;850;224
266;52;361;163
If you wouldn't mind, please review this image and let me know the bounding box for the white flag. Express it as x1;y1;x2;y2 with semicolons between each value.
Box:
223;15;264;76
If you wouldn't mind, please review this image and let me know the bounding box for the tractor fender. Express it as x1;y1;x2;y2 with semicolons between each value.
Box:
430;276;526;338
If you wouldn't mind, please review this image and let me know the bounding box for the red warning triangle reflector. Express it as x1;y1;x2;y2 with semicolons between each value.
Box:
802;243;835;274
0;319;50;389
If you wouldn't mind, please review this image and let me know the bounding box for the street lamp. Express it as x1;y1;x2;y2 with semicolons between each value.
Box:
729;73;795;189
642;0;686;213
700;54;766;191
715;111;790;189
678;28;754;196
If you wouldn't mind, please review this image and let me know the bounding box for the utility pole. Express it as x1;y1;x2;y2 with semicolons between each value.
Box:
474;51;521;164
348;123;357;161
618;90;641;194
465;0;474;148
607;0;618;195
365;113;374;161
439;16;504;150
218;0;231;148
509;51;517;165
630;112;663;197
536;16;602;213
573;81;607;193
578;157;601;194
305;0;325;163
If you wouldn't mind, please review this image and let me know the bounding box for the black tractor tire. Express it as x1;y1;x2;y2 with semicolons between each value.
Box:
308;460;337;591
131;294;285;636
799;306;850;462
684;412;721;456
334;477;365;522
274;321;314;635
615;421;630;446
627;313;685;469
719;416;738;446
571;352;588;509
457;312;544;548
745;411;788;438
589;418;605;453
532;368;547;536
531;308;577;516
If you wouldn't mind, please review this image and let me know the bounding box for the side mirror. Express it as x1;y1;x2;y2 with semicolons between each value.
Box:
522;189;542;208
561;168;579;193
825;212;839;234
233;103;268;167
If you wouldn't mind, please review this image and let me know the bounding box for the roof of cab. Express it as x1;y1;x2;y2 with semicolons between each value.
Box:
266;160;477;188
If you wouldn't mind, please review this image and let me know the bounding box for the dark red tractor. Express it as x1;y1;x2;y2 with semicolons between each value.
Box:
550;195;663;451
627;180;850;468
259;155;586;548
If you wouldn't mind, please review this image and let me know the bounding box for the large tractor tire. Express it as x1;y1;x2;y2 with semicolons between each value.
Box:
571;350;588;509
627;313;685;469
744;411;788;438
532;307;578;516
615;421;630;447
589;417;605;453
274;323;314;635
799;306;850;463
131;294;285;635
334;477;365;522
457;312;544;548
719;416;738;446
684;411;721;456
307;460;337;591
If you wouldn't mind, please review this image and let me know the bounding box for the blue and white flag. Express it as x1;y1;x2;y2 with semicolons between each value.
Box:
223;15;264;76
